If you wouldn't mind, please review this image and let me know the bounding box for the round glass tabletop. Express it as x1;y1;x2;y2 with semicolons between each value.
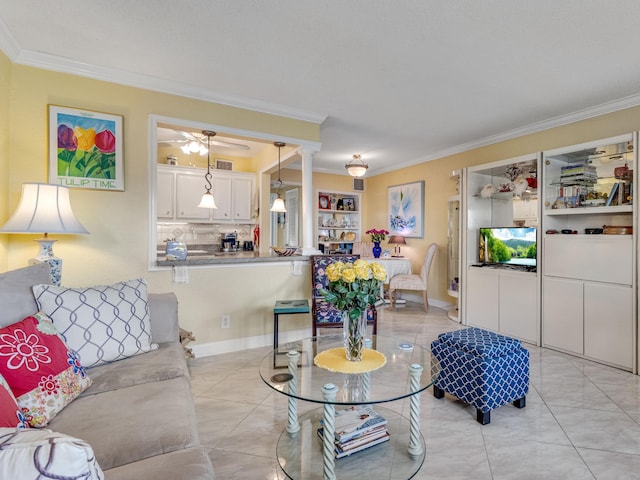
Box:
259;335;435;405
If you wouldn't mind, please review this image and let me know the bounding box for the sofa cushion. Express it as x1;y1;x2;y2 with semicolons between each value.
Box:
0;374;28;429
33;278;158;368
104;447;214;480
82;342;189;396
148;293;180;344
48;375;200;470
0;312;92;427
0;263;51;328
0;428;104;480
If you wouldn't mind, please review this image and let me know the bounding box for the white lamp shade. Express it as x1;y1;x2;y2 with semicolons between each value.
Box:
0;183;88;234
270;196;286;212
197;192;218;209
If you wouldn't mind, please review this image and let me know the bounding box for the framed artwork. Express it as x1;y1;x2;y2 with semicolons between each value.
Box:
48;105;124;191
318;194;331;210
342;197;356;211
388;180;424;238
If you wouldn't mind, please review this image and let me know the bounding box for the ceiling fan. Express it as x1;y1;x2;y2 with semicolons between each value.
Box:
157;127;250;153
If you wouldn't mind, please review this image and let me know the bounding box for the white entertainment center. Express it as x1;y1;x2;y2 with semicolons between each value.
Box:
459;133;637;373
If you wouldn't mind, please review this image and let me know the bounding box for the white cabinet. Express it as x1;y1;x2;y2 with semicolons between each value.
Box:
157;165;255;223
157;169;174;219
316;190;361;253
176;171;210;220
542;235;634;370
541;133;636;371
211;174;254;222
466;267;538;343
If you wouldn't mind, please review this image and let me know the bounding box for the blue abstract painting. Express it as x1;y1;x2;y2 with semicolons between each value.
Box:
388;181;424;238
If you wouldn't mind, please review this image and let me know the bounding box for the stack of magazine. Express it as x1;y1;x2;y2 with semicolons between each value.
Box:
317;405;389;459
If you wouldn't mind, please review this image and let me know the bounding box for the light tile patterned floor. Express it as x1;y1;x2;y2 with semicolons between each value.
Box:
189;303;640;479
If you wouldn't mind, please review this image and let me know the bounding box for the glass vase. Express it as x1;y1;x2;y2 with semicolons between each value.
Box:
372;241;382;258
343;310;367;361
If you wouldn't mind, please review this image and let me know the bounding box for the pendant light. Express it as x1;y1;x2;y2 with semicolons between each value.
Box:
345;154;368;177
270;142;287;213
197;130;218;209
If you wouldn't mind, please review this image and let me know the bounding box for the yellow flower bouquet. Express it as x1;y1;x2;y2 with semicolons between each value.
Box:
321;260;387;360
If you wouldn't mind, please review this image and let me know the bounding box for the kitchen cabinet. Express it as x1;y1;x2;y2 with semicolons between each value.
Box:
316;190;361;253
211;174;254;221
157;165;255;223
157;169;174;219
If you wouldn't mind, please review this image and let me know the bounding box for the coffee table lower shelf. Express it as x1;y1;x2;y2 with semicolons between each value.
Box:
276;406;425;480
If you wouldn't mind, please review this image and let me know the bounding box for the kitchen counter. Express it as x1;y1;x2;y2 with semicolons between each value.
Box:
156;251;309;267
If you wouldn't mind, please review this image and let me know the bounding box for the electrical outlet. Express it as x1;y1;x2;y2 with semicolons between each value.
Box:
221;315;231;328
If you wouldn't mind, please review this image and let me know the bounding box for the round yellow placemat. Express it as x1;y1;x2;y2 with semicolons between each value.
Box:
314;347;387;374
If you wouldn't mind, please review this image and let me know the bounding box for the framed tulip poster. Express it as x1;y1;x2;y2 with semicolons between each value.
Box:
48;105;124;191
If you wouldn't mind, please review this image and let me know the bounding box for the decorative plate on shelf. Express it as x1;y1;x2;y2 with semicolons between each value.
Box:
344;232;356;241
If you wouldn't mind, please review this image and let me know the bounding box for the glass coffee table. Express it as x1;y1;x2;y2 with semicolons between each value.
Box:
259;335;436;480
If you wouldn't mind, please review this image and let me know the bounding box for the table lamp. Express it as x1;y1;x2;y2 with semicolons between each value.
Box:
0;183;89;285
388;235;406;257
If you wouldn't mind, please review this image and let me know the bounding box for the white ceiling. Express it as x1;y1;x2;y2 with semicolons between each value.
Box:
2;1;640;176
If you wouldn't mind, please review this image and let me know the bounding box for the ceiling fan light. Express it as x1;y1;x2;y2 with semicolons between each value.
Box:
180;144;190;154
345;154;368;177
188;141;200;153
199;145;208;156
197;192;217;209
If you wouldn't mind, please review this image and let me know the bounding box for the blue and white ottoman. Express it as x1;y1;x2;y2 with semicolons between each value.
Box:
431;327;529;425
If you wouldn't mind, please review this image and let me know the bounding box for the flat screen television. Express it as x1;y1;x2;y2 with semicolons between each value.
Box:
478;227;536;267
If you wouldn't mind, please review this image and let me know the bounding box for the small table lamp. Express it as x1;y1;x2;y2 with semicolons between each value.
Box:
0;183;89;285
388;235;406;257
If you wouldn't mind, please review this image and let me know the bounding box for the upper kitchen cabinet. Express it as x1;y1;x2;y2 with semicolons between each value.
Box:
157;165;256;223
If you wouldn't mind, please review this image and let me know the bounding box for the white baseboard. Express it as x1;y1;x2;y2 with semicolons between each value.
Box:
191;296;454;358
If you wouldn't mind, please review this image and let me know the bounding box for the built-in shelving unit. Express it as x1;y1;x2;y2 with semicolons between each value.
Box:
316;190;361;254
447;170;461;323
541;133;637;371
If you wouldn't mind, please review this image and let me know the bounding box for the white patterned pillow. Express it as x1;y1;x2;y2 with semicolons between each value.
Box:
0;428;104;480
32;279;158;368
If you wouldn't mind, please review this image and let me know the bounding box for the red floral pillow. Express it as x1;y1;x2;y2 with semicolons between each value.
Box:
0;374;28;429
0;312;92;427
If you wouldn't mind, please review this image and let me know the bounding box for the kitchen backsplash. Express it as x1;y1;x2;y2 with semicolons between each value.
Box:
157;222;256;249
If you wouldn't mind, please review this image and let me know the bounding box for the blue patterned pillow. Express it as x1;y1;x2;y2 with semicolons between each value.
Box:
32;279;158;368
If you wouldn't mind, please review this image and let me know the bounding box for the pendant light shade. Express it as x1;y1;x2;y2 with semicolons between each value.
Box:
345;154;368;177
270;142;287;213
197;130;218;209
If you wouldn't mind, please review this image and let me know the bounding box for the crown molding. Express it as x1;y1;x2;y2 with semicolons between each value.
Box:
5;44;327;125
369;92;640;177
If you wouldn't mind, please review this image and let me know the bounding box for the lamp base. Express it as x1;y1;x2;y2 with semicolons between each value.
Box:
28;238;62;286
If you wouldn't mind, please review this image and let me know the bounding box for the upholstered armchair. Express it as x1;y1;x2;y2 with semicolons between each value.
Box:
390;243;438;312
310;254;378;337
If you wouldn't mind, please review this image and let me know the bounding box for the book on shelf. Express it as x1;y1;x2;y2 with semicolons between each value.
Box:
325;404;388;443
606;182;619;206
317;426;390;459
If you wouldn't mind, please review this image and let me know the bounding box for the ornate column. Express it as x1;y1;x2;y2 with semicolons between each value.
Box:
300;147;321;256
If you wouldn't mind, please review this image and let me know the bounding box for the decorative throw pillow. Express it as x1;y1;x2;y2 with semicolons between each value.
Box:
0;428;104;480
0;374;28;429
32;278;158;368
0;312;92;427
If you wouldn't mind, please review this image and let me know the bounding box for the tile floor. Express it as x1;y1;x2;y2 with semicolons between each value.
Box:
189;303;640;479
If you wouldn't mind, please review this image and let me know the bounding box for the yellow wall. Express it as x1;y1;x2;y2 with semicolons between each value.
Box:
0;51;10;271
2;63;319;348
